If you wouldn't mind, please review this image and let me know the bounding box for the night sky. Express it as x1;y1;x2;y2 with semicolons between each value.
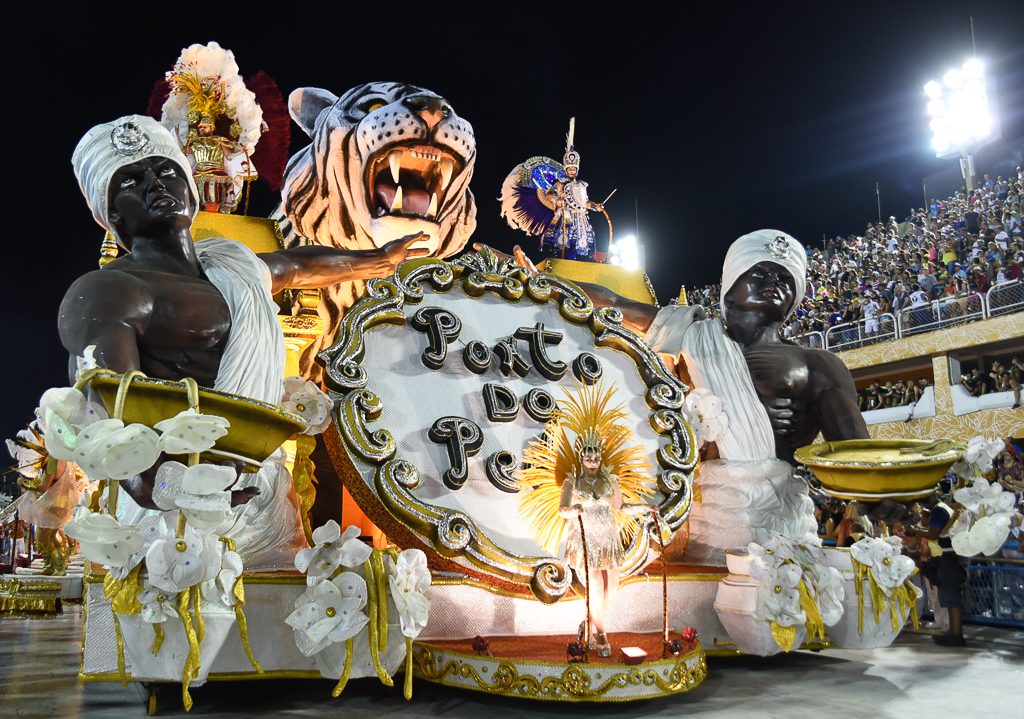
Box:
4;2;1023;468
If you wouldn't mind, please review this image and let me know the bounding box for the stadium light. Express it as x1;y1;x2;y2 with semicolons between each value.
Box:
608;234;640;270
924;57;999;190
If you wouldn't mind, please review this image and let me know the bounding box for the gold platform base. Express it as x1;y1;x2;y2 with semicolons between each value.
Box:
412;634;706;702
0;575;63;617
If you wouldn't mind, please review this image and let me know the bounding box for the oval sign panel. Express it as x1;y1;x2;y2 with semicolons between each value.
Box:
320;249;697;602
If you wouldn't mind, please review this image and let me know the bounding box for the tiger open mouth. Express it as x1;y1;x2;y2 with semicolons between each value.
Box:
366;144;464;220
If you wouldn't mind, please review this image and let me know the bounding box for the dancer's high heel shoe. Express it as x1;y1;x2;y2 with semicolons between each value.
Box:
595;632;612;658
577;620;596;649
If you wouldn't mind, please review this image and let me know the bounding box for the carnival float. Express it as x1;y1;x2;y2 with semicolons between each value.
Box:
3;40;1020;714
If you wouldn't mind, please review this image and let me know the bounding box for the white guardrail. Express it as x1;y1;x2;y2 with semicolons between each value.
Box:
793;281;1022;352
823;313;898;352
987;279;1024;318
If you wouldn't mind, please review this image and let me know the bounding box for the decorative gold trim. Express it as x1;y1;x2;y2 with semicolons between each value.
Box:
412;642;707;702
337;390;396;463
374;460;573;603
319;251;699;602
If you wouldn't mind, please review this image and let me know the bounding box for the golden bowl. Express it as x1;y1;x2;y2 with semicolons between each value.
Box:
794;439;963;501
84;371;305;471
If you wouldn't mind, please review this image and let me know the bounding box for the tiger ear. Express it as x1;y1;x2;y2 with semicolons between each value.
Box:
288;87;338;137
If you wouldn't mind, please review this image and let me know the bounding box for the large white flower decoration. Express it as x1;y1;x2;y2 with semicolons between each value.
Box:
72;419;160;480
952;514;1012;557
294;521;372;586
805;562;846;626
963;436;1005;472
748;533;798;569
37;387;88;425
154;409;230;455
34;386;106;460
64;509;145;568
152;462;236;532
387;549;432;638
949;470;1016;558
683;387;729;445
281;377;333;435
954;478;1016;516
145;527;221;594
850;536;916;592
751;561;806;626
139;585;179;624
284;572;370;657
107;514;166;580
202;548;244;607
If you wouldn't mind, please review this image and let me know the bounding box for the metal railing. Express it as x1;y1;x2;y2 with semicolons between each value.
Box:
791;281;1021;352
823;313;898;352
791;331;824;349
898;292;984;337
987;280;1024;318
965;556;1024;628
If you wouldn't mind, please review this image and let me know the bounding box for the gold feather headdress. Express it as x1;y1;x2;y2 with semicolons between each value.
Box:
167;68;231;128
515;382;652;556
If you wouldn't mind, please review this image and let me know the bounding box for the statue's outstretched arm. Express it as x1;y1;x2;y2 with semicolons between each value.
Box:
259;232;430;292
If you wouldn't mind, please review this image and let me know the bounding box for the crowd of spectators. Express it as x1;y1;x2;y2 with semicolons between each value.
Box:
688;168;1024;343
961;357;1023;408
858;377;932;411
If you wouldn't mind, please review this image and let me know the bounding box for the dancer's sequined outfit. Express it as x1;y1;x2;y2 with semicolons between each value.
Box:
562;471;621;572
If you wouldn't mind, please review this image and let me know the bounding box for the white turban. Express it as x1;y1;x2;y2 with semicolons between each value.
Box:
720;229;807;318
71;115;198;245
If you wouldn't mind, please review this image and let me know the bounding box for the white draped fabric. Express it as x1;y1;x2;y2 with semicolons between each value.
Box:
118;238;306;570
195;238;285;404
646;305;817;565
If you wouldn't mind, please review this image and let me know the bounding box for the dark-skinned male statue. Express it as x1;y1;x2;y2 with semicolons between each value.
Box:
510;230;869;565
62;116;427;568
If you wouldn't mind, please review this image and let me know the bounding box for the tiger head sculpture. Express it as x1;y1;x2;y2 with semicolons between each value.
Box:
282;82;477;380
283;81;477;257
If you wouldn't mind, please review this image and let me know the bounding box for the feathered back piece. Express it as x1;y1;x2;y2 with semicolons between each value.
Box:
516;382;653;556
499;156;567;236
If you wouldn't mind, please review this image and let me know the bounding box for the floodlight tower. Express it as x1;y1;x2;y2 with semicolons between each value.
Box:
925;58;999;191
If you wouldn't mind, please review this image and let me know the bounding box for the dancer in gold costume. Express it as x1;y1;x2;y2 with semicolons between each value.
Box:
517;384;655;656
